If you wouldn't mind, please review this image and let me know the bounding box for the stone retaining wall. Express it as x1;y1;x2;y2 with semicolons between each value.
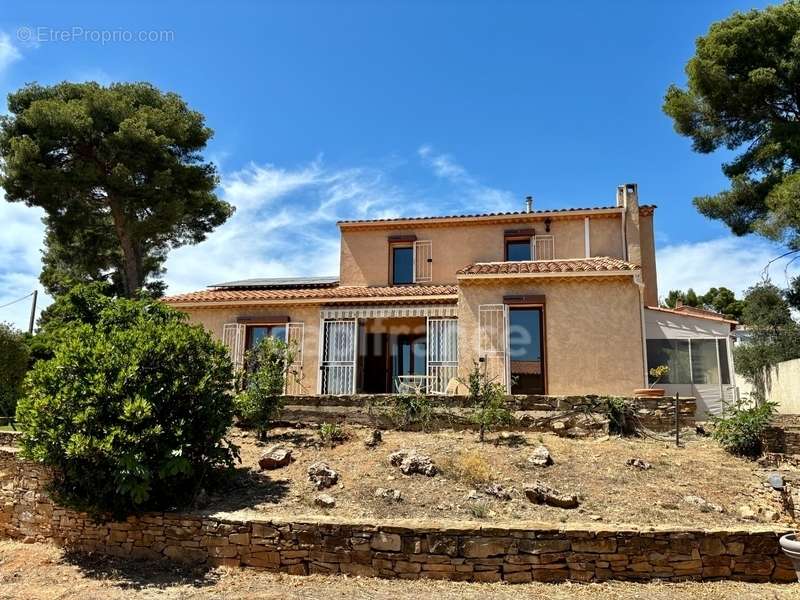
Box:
0;431;21;447
764;425;800;455
0;450;793;583
280;394;696;433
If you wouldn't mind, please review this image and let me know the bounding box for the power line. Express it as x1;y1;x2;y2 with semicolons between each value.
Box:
0;291;34;310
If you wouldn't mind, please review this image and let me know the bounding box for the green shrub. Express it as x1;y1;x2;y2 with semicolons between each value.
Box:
388;392;435;431
317;422;349;447
0;322;29;421
234;336;297;440
464;363;514;442
16;298;237;516
601;396;636;436
711;397;777;457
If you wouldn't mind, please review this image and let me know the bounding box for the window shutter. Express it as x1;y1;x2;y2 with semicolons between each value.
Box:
533;235;554;260
222;323;246;371
478;304;508;391
285;322;305;395
413;240;433;283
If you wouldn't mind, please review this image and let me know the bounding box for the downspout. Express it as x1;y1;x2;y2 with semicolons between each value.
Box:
633;272;648;387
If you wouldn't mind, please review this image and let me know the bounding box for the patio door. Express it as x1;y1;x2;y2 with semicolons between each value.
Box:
508;307;545;394
427;317;458;394
478;304;509;391
320;319;358;395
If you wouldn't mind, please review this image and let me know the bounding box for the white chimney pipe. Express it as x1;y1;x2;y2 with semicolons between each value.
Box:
525;195;533;213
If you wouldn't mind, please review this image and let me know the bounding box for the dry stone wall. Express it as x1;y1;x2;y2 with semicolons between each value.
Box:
280;394;695;433
763;425;800;455
0;449;794;583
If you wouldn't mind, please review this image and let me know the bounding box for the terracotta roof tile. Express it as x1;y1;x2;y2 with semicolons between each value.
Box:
457;257;640;276
338;205;656;226
163;284;458;305
646;305;738;325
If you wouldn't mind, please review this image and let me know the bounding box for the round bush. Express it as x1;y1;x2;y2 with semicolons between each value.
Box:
16;298;237;516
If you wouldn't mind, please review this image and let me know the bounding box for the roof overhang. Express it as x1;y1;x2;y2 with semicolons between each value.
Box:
164;294;459;309
457;269;640;281
338;207;627;230
645;305;738;326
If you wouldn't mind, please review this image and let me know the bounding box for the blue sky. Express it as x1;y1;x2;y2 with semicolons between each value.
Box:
0;0;797;328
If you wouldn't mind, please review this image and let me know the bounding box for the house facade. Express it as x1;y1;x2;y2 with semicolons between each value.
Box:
163;183;737;409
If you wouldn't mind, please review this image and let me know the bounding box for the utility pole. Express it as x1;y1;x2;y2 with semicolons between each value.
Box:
27;290;37;334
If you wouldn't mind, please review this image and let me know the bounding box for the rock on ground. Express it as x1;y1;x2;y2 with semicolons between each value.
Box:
258;446;293;470
308;461;339;489
389;449;437;477
524;481;579;509
374;487;402;502
314;493;336;508
365;430;383;448
528;445;554;467
483;483;513;501
683;495;725;513
626;458;652;470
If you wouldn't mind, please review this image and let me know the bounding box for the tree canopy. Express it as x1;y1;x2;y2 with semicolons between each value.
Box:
661;286;744;321
734;280;800;395
663;2;800;249
0;81;233;297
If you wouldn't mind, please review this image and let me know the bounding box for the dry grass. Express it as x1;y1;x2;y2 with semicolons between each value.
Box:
439;450;494;485
0;540;798;600
204;424;793;528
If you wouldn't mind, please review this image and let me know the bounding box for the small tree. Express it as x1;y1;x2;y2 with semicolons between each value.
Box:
464;362;514;442
16;298;237;516
0;323;29;423
235;336;297;440
711;396;777;457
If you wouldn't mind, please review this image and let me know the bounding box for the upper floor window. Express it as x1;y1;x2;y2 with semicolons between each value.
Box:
505;239;531;261
392;246;414;285
504;234;554;261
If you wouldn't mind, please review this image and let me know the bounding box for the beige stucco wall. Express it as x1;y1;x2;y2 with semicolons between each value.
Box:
180;305;322;394
761;358;800;414
457;276;646;396
639;213;658;307
339;215;625;287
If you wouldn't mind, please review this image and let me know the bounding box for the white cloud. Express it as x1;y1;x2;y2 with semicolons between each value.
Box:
162;158;425;294
656;236;800;300
0;32;21;75
0;200;50;331
418;145;516;213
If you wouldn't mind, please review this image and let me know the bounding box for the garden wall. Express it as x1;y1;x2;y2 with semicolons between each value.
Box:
279;394;696;434
763;424;800;455
0;449;793;584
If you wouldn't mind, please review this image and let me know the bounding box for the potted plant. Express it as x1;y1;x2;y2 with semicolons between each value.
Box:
634;365;669;398
779;533;800;582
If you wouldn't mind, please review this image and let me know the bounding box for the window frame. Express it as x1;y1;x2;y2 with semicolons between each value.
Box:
646;336;733;385
390;243;415;286
504;237;532;261
245;322;289;350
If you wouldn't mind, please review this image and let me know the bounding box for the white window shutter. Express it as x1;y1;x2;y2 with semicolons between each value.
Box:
478;304;508;391
533;235;554;260
413;240;433;283
285;322;305;395
222;323;246;371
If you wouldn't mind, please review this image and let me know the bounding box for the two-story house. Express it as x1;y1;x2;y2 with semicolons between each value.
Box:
164;183;737;414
